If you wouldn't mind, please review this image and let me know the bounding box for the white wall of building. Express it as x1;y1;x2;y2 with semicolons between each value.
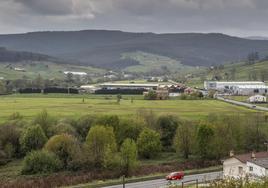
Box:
223;158;247;178
246;161;267;178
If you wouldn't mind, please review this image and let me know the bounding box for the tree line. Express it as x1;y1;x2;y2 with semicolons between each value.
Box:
0;110;268;176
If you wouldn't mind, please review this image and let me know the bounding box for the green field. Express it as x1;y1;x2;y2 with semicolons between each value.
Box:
0;94;258;122
0;61;105;80
121;51;201;74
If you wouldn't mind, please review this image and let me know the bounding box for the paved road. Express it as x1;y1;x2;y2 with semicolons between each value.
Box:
103;171;223;188
216;96;268;112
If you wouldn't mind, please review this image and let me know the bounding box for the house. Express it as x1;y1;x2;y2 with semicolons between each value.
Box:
247;158;268;178
223;151;268;179
247;95;267;103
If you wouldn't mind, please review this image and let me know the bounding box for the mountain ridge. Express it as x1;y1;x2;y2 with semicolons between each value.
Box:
1;30;268;69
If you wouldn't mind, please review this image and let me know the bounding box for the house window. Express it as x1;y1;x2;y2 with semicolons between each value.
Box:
239;166;243;174
249;166;253;171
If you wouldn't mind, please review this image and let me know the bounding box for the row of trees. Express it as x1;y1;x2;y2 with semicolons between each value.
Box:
1;111;268;176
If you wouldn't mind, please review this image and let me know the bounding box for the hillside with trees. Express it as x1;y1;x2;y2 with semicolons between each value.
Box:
1;31;268;69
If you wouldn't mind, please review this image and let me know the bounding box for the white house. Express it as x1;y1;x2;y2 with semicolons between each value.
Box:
247;95;267;103
246;158;268;178
223;151;268;179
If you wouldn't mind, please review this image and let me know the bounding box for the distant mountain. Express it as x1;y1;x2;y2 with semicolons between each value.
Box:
1;30;268;69
245;36;268;40
0;47;61;63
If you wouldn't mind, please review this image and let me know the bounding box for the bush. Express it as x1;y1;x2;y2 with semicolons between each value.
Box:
116;119;144;145
137;128;161;159
33;109;55;136
44;134;82;170
144;90;157;100
74;115;95;141
21;150;62;174
52;121;76;136
0;124;21;158
120;139;138;176
157;115;179;150
85;126;117;168
20;125;48;154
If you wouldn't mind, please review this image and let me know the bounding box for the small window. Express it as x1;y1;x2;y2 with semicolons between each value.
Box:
239;166;243;174
249;166;253;171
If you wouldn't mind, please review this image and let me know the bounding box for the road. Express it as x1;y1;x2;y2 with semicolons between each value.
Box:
103;171;223;188
216;96;268;112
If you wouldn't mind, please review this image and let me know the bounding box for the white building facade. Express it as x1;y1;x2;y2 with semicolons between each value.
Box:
204;81;266;91
223;157;247;178
247;95;267;103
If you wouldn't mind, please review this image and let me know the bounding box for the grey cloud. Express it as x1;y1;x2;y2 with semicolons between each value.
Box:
0;0;268;36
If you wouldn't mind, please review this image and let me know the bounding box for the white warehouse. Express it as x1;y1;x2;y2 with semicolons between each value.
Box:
232;85;268;96
204;81;266;91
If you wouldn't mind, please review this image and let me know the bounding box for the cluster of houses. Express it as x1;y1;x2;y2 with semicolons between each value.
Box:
223;151;268;179
205;81;268;103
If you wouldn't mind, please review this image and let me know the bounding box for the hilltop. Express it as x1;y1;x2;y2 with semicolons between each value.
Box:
1;30;268;69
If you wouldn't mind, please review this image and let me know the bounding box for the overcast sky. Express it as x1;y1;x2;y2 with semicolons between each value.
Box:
0;0;268;37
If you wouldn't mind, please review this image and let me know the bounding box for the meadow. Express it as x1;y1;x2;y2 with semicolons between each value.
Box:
0;94;257;122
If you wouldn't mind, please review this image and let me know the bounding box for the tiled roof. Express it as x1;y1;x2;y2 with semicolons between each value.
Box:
234;152;268;163
248;158;268;169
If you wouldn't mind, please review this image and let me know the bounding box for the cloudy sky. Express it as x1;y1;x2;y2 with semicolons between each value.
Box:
0;0;268;37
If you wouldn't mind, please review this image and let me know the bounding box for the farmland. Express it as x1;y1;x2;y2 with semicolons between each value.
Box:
0;94;257;122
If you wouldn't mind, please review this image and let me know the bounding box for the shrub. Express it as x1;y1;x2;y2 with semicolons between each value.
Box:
74;115;95;141
120;139;138;176
52;122;76;136
0;124;21;158
44;134;82;170
116;119;144;145
85;126;117;168
144;90;157;100
157;115;179;150
33;109;55;136
21;150;62;175
20;125;47;154
96;115;120;131
8;112;23;120
137;128;161;159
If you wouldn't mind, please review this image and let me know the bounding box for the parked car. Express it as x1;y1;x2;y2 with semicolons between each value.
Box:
166;171;184;180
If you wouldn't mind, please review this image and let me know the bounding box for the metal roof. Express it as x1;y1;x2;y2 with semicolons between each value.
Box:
99;83;159;87
235;85;268;89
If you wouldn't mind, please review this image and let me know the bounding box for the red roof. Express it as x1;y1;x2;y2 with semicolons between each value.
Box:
234;152;268;163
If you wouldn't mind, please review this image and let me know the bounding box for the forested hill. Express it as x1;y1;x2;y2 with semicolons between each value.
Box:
0;47;59;63
1;30;268;68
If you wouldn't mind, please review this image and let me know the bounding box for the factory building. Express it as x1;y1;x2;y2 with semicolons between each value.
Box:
204;81;266;91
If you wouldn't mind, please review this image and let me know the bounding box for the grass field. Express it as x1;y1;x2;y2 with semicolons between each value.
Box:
0;61;105;80
0;94;258;122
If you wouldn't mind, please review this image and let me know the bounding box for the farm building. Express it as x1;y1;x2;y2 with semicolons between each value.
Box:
247;95;267;103
204;81;265;91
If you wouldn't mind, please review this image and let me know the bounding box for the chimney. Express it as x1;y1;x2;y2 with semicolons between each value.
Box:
251;151;256;159
229;150;234;157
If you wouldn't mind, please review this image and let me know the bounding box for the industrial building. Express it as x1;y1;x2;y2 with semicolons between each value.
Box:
204;81;268;95
204;81;265;91
233;85;268;96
